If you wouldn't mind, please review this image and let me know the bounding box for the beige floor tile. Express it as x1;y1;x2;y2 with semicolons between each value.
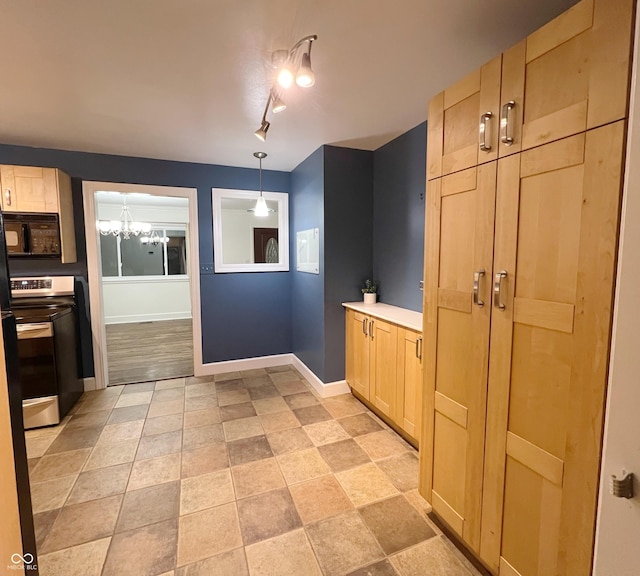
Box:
268;370;300;384
30;448;91;482
277;448;331;485
65;410;111;429
359;495;436;555
46;426;102;455
355;430;411;460
183;423;224;449
181;443;229;478
213;371;241;382
259;410;300;433
318;438;371;472
347;559;399;576
183;407;221;429
75;395;119;414
220;402;257;422
185;394;218;412
389;536;472;576
107;404;149;424
245;528;322;576
185;382;217;398
38;537;111;576
231;457;285;499
289;474;353;524
114;390;154;408
136;430;183;460
103;519;178;576
377;452;420;492
404;489;435;522
218;389;251;406
176;547;248;576
266;427;313;456
252;396;289;415
223;416;264;442
338;413;384;436
122;382;156;394
128;452;181;491
97;419;144;445
323;394;368;419
336;463;399;506
306;510;385;574
148;398;185;418
67;463;132;505
84;439;138;471
40;494;122;553
241;368;268;377
143;413;184;436
304;420;351;446
116;481;180;532
177;503;243;566
30;475;77;513
272;379;309;396
227;435;273;466
237;487;302;545
153;387;186;403
293;404;332;426
284;392;319;410
155;377;186;390
25;434;57;458
180;468;235;515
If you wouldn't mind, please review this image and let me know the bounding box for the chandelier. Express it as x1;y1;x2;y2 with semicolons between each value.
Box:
98;196;151;239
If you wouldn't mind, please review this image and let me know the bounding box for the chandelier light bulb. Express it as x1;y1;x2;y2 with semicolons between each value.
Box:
296;52;315;87
254;196;269;217
277;66;294;89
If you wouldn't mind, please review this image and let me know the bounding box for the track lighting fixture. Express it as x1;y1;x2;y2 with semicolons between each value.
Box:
254;34;317;141
253;151;269;217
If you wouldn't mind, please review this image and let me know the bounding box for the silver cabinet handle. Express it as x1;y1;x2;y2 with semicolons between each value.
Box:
416;336;423;360
362;318;368;336
479;112;493;152
493;271;508;311
369;319;374;339
500;101;516;146
473;269;485;307
4;188;11;206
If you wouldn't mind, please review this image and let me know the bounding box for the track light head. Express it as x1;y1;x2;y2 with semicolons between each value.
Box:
296;51;315;87
272;94;287;113
254;120;270;142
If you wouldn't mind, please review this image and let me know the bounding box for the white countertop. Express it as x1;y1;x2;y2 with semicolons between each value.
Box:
342;301;422;332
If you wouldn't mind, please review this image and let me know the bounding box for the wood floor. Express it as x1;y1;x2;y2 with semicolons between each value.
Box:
106;319;194;386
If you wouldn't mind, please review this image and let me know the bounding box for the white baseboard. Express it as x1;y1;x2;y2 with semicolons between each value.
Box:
83;377;97;392
197;354;350;398
105;312;192;325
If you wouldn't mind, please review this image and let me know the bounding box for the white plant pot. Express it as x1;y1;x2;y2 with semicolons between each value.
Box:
363;293;377;305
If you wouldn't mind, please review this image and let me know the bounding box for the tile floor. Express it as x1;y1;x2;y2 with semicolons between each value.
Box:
25;365;481;576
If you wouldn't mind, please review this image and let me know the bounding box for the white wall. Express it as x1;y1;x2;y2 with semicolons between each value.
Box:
102;277;191;324
221;209;278;264
97;196;192;324
593;12;640;576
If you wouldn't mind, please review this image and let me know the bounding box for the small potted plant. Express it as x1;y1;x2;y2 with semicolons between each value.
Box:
361;279;377;305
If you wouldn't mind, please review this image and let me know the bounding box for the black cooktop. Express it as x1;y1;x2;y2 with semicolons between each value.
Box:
11;297;75;324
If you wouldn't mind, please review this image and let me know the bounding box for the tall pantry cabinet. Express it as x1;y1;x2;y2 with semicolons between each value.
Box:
419;1;635;575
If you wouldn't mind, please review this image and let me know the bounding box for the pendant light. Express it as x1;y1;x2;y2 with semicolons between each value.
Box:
254;152;269;217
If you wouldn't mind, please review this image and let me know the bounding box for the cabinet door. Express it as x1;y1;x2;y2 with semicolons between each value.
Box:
427;55;501;181
369;318;397;419
499;0;633;156
396;328;422;442
345;309;370;400
0;165;60;213
420;162;496;552
480;122;626;576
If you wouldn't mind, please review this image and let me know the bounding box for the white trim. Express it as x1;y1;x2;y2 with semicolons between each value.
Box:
105;312;192;325
290;356;351;398
101;275;189;284
198;353;351;398
83;377;96;392
83;181;202;389
212;188;289;273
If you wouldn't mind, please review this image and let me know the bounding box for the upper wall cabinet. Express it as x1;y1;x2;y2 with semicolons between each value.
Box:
0;165;77;263
427;0;635;181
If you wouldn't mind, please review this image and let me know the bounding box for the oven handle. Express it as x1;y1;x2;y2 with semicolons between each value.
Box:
23;397;56;408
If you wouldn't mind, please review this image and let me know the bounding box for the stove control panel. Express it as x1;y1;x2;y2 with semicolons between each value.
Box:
11;278;53;291
10;276;74;298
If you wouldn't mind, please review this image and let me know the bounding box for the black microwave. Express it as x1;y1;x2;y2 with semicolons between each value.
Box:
3;213;62;258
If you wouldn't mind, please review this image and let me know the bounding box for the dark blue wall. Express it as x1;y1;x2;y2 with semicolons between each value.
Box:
290;147;325;379
373;122;426;312
0;144;292;377
324;146;373;382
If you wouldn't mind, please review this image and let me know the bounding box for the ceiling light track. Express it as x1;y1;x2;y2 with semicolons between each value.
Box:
254;34;318;141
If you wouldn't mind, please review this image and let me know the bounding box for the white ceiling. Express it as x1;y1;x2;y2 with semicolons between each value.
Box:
0;0;578;172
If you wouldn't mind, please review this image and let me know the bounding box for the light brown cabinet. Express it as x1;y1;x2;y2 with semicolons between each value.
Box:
345;307;422;444
0;165;77;263
420;1;634;575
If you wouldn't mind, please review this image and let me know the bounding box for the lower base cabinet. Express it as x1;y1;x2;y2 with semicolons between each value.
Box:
345;307;423;444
